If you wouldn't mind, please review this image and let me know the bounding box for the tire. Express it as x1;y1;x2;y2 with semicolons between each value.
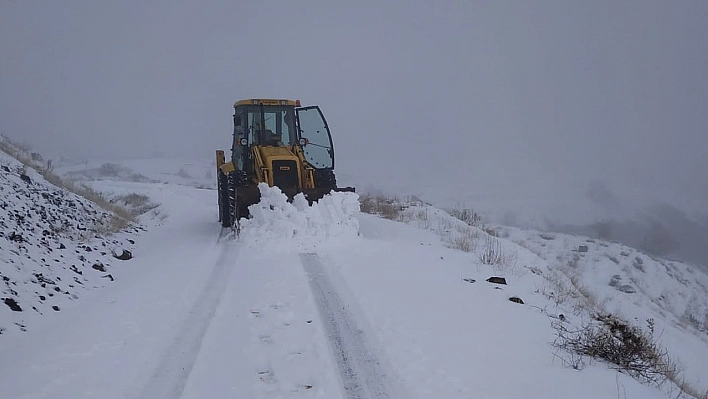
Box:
218;170;233;227
313;168;337;190
233;170;250;220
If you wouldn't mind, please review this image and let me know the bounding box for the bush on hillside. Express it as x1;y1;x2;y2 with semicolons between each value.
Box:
553;314;677;387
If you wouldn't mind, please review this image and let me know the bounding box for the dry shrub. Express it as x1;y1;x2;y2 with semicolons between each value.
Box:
359;194;402;221
448;207;482;228
446;227;478;253
114;193;159;217
553;314;678;388
479;235;516;267
0;135;134;233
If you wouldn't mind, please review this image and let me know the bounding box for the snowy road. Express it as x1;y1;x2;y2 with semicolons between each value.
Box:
141;240;240;398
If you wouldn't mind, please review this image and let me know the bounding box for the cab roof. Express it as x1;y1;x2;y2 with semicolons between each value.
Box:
234;99;300;107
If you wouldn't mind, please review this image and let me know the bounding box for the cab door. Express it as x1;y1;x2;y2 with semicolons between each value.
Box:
295;106;334;169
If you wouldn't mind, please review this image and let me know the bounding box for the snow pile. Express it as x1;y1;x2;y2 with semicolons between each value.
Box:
0;150;139;337
241;183;360;251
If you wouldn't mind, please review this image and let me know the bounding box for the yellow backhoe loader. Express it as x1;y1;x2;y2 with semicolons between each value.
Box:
216;99;354;227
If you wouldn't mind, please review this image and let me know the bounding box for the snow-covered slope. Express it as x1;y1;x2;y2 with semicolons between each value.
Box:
0;150;140;336
1;157;707;398
386;202;708;394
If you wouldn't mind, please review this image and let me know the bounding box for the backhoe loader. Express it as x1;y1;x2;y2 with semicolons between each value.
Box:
216;99;354;227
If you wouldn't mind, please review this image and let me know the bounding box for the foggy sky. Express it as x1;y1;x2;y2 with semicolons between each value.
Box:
2;1;707;225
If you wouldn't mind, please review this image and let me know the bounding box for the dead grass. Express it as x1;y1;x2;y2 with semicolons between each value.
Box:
1;135;135;233
114;193;159;217
448;207;482;228
553;314;678;386
479;234;517;272
359;194;403;221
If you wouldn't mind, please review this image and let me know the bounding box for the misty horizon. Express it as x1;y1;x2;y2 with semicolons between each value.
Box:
2;1;707;265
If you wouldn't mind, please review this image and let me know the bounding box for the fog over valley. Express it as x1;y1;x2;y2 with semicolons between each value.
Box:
2;1;707;267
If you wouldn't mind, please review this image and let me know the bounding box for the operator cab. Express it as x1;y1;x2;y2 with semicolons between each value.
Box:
231;99;335;172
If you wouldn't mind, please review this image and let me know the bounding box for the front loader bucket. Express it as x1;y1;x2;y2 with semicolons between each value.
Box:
302;186;355;204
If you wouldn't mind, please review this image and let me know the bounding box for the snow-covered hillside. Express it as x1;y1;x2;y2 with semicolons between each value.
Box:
0;149;140;336
1;154;707;398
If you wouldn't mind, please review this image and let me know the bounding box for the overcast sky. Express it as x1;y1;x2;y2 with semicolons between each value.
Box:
2;1;707;224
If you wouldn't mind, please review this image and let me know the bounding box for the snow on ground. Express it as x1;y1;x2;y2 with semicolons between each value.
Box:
499;224;708;390
0;150;140;337
1;156;707;398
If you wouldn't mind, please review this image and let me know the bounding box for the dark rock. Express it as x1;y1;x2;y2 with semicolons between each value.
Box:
20;174;31;184
3;297;22;312
70;265;82;275
9;232;23;243
52;305;60;311
113;249;133;261
509;296;524;305
84;246;92;252
59;243;66;249
1;165;9;172
127;239;135;244
102;274;114;281
609;274;621;287
578;245;589;252
92;262;106;272
39;295;46;301
53;286;61;292
462;278;476;284
33;273;55;285
486;277;507;285
618;284;636;294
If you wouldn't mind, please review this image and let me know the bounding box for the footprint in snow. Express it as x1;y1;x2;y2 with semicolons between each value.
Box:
258;369;276;384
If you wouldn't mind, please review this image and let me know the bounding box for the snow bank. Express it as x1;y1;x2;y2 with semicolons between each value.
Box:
241;183;360;251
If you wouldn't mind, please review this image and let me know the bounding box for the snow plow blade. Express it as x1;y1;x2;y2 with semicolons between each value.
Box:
302;186;356;204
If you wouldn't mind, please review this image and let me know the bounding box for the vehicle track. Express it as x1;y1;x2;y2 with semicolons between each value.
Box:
140;240;240;399
300;253;393;399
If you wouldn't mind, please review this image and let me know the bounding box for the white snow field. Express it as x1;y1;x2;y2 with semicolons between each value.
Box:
1;155;708;398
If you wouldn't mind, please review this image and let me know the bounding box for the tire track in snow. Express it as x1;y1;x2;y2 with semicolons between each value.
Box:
141;240;240;399
300;253;393;399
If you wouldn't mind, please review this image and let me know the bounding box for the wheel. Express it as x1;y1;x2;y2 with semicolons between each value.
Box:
313;168;337;190
218;170;233;227
233;170;250;220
